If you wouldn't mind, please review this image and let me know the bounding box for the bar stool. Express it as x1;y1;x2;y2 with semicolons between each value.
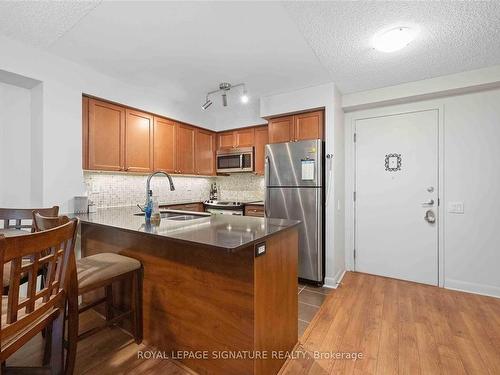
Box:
32;213;143;343
0;217;79;374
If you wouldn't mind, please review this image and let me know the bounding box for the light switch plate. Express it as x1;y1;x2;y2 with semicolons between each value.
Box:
448;201;464;214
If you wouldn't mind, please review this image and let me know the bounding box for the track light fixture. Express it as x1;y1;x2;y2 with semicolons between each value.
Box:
201;96;212;110
202;82;248;110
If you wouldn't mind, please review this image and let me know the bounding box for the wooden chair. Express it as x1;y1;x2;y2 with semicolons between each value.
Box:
32;213;143;347
0;217;78;374
0;207;59;294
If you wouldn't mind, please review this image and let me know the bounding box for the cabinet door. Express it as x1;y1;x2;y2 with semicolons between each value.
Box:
218;131;235;149
294;110;324;141
125;109;153;172
153;116;176;173
176;124;195;174
268;116;294;144
254;126;268;175
88;99;125;171
235;128;255;148
195;129;215;175
82;97;89;169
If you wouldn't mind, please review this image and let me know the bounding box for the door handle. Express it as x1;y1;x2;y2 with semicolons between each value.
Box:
424;209;436;224
421;199;434;206
264;156;270;217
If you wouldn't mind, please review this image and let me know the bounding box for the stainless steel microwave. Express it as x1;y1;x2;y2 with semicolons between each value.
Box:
216;147;254;173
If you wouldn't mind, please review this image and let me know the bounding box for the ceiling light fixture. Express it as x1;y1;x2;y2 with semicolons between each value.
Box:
373;26;418;53
202;82;248;110
201;96;213;110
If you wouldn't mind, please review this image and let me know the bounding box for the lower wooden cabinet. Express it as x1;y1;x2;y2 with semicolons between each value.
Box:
245;205;265;217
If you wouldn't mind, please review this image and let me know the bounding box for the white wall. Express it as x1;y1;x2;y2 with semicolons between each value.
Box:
0;82;32;206
344;87;500;298
0;35;217;212
212;101;266;131
260;83;346;287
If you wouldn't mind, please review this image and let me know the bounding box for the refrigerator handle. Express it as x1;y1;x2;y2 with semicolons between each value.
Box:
264;156;270;217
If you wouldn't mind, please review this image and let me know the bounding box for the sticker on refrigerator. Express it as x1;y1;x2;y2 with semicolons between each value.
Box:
301;159;315;180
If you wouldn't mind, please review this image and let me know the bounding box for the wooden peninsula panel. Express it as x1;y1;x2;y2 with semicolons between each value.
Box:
80;223;298;375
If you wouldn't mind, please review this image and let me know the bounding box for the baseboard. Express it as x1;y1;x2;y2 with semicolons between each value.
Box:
445;278;500;299
324;269;346;289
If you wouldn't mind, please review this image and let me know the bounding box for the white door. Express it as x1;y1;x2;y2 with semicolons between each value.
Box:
355;109;439;285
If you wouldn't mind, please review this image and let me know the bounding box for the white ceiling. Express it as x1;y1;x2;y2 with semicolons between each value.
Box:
1;0;500;106
283;1;500;93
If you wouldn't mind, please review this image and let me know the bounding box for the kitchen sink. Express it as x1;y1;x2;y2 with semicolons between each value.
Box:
134;211;208;221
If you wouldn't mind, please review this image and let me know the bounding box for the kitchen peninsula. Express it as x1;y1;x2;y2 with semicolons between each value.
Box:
76;206;300;375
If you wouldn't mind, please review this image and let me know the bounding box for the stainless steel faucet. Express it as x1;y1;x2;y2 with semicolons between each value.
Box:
146;171;175;206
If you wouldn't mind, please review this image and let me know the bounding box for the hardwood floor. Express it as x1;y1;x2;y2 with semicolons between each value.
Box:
6;272;500;374
281;272;500;375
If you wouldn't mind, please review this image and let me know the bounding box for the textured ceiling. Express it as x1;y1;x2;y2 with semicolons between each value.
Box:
1;1;500;100
0;1;100;48
283;1;500;93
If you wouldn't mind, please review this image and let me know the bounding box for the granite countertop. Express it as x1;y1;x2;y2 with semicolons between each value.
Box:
72;206;299;252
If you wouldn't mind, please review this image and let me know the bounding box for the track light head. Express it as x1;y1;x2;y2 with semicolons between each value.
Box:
201;97;212;110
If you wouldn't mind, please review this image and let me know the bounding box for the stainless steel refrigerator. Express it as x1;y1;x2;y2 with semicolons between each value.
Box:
264;139;324;284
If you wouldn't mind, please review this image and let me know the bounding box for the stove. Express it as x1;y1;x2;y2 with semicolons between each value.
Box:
203;200;244;215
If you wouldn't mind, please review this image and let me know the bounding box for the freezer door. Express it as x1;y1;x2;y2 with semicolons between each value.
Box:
267;187;323;282
265;139;322;187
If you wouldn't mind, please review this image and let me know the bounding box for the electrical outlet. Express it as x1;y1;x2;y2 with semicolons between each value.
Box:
448;201;464;214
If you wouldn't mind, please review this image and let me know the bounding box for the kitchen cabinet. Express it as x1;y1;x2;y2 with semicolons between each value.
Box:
217;131;235;149
268;110;324;144
87;98;125;171
268;116;294;144
82;97;89;169
125;109;154;172
253;125;268;175
217;128;255;150
195;129;215;175
245;204;265;217
175;123;196;175
294;110;324;141
153;116;176;173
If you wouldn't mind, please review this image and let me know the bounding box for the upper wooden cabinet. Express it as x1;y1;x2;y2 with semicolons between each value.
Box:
176;123;196;175
294;111;324;141
235;128;255;148
218;131;235;149
153;116;176;173
195;129;215;175
268;110;324;144
217;128;255;150
87;98;125;171
254;126;269;176
268;116;294;144
125;109;153;173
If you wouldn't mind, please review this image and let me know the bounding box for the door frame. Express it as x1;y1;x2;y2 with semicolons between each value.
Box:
345;102;445;287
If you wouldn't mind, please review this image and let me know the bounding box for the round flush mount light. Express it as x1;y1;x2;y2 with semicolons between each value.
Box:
373;26;418;53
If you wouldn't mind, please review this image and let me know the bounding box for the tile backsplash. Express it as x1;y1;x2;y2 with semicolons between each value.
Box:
84;172;264;208
215;173;265;202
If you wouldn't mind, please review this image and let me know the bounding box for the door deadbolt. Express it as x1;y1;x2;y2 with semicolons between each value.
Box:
427;186;434;193
424;210;436;224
